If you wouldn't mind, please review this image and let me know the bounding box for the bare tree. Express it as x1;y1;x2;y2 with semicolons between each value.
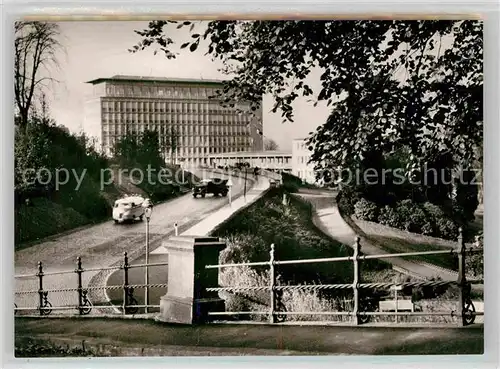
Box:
14;21;61;130
264;138;279;151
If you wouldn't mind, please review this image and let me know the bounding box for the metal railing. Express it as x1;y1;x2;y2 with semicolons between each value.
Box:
205;229;483;326
14;252;168;316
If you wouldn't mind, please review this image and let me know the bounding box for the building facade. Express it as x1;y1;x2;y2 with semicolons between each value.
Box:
84;75;263;166
291;138;317;184
208;151;292;172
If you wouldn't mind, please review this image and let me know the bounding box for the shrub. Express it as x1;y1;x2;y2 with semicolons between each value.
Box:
466;231;483;279
435;218;459;240
421;222;434;236
15;338;97;357
394;200;426;233
337;187;361;215
422;201;446;219
354;198;379;222
378;205;401;228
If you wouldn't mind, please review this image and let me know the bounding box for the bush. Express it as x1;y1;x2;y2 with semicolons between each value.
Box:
395;199;428;233
337;188;361;215
436;218;459;241
354;198;379;222
15;338;97;357
378;205;401;228
422;201;446;219
421;222;434;236
466;231;483;279
281;172;303;193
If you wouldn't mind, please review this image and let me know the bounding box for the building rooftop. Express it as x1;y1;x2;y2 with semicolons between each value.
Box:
86;75;227;86
208;150;292;158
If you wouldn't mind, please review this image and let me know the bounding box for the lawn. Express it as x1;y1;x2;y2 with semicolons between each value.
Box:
369;234;458;271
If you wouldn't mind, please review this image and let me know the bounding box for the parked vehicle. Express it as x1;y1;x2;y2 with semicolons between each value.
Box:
112;195;146;223
193;178;229;198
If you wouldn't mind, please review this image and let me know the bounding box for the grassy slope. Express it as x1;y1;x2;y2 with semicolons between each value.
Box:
15;197;90;245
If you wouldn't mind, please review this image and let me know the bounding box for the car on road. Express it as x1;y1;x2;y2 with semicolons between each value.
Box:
112;195;146;223
193;178;229;198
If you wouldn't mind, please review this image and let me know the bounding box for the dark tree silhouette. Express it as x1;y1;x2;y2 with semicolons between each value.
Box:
14;21;62;130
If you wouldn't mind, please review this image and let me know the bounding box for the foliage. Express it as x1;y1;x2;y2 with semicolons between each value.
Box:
346;187;461;241
14;21;62;129
466;231;483;279
454;169;480;223
15;197;89;245
214;189;391;321
395;199;428;233
14;117;111;244
336;187;361;216
378;205;402;229
353;198;379;222
131;20;482;170
15;121;109;200
212;188;357;286
435;218;459;240
15;338;96;357
281;172;303;193
130;20;482;227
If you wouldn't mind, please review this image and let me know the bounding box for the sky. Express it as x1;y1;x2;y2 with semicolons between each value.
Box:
41;21;331;152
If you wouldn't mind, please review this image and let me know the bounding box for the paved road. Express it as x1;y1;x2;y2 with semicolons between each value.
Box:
14;168;255;314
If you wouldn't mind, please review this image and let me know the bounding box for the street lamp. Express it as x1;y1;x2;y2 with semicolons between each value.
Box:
144;204;153;314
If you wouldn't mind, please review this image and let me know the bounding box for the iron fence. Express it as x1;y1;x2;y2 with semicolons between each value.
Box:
14;252;168;316
205;228;483;326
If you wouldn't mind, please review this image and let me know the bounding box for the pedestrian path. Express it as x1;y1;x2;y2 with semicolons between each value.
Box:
295;189;458;281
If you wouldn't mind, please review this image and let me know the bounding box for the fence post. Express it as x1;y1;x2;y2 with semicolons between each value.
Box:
456;227;467;326
269;244;276;324
37;261;44;316
352;237;361;325
123;252;129;315
76;257;83;315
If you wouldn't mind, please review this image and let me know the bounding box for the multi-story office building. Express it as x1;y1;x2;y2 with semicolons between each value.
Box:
84;75;263;166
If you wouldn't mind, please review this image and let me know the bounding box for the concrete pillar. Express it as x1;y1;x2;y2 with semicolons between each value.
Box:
157;236;227;324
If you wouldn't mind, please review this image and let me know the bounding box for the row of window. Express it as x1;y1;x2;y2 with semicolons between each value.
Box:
101;116;253;126
101;97;251;114
102;133;251;147
102;107;249;115
104;84;232;101
102;125;250;137
103;138;249;155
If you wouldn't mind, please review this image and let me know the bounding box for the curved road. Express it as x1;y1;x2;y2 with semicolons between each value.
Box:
295;189;466;281
15;168;255;314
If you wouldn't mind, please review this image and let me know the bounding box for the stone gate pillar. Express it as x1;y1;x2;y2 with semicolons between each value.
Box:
157;236;226;324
